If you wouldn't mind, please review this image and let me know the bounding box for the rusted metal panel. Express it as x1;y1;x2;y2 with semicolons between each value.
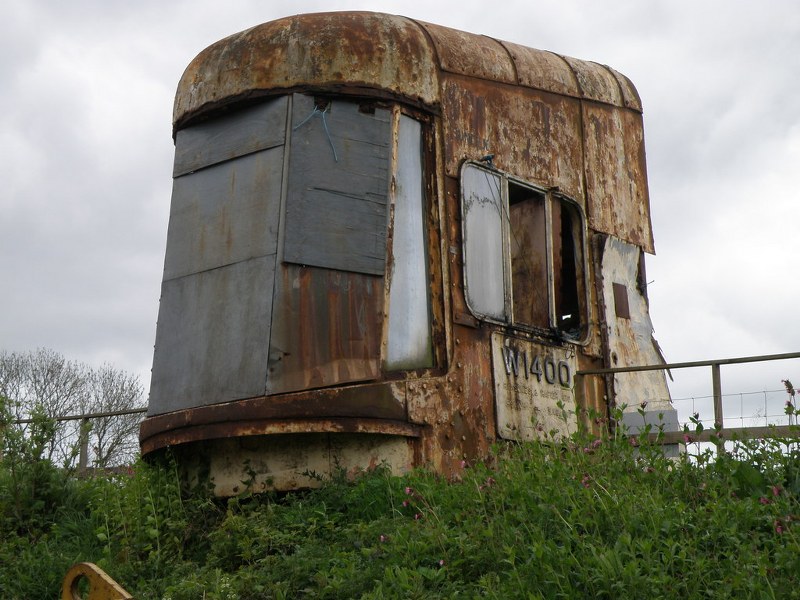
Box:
498;42;580;97
285;95;391;276
583;103;655;253
140;381;407;446
163;146;284;280
173;96;288;177
606;66;643;112
491;332;578;440
414;21;516;84
406;326;497;477
575;352;609;434
173;13;643;131
173;13;440;128
597;236;670;411
142;417;420;456
266;265;383;394
441;76;585;199
149;256;274;415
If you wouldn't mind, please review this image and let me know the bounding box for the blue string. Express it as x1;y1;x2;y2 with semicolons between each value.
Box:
293;104;338;163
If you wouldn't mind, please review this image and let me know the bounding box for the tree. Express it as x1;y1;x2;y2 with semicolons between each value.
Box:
0;348;145;469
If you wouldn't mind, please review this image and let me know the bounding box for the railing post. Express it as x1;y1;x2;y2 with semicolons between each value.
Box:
78;417;89;477
711;363;723;430
711;362;726;453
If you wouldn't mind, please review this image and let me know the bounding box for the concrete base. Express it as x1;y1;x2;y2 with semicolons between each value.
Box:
172;432;416;496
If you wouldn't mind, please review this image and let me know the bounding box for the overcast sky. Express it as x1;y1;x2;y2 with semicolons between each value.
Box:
2;1;799;422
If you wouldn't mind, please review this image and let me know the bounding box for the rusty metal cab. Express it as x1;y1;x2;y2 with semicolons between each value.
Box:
139;11;672;494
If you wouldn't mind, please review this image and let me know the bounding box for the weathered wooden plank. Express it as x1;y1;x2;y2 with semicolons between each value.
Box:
173;97;288;176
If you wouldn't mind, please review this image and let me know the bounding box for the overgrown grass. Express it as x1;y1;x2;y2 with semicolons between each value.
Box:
2;421;800;599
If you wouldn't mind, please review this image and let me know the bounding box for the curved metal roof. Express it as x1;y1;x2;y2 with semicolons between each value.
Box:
174;11;642;129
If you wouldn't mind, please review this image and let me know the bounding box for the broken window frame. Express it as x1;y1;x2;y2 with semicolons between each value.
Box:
460;160;589;343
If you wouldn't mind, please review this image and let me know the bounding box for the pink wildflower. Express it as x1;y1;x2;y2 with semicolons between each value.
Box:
581;474;591;488
683;434;693;444
629;436;639;447
379;535;387;543
414;513;422;520
772;485;782;497
775;520;785;534
592;438;603;449
438;559;445;567
402;500;409;507
404;486;413;495
759;497;771;506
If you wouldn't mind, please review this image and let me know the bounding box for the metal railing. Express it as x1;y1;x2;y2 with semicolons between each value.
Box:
576;352;800;444
9;407;147;475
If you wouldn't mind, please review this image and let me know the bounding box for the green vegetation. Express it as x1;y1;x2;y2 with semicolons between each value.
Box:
2;407;800;599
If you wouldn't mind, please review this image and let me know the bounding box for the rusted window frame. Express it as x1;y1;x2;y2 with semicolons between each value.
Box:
460;160;589;343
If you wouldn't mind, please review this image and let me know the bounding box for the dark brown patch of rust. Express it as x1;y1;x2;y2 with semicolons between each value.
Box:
443;176;469;320
268;265;382;392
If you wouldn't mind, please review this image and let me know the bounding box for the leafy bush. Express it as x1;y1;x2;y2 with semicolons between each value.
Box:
2;411;800;598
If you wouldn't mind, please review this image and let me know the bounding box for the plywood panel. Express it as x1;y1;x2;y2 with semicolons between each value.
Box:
173;97;288;176
284;94;391;275
149;256;275;414
164;147;284;280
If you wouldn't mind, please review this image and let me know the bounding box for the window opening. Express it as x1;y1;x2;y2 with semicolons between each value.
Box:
554;200;583;336
461;162;587;341
508;182;548;329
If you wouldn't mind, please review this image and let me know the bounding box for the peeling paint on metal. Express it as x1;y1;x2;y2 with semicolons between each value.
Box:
598;236;670;412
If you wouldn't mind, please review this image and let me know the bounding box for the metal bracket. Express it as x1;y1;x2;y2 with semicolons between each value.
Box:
61;562;133;600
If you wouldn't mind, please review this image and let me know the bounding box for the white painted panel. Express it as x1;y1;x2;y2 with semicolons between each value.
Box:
491;332;578;440
600;236;672;412
386;115;432;369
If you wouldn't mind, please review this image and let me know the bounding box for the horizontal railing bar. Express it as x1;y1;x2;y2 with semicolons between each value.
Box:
576;351;800;376
11;407;147;425
645;425;800;445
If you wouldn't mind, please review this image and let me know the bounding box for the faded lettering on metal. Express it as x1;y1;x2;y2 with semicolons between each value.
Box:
491;332;578;440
